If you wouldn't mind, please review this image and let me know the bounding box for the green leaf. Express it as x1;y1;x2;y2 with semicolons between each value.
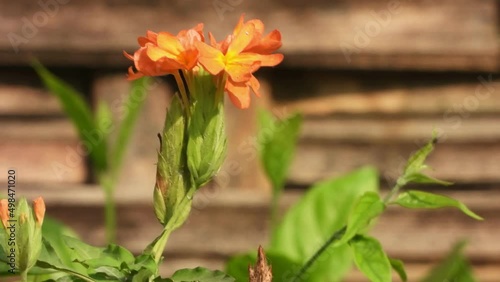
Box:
420;241;476;282
389;258;407;282
94;100;113;149
225;251;301;282
110;77;150;176
37;239;95;282
350;235;391;282
403;134;437;177
32;60;107;174
392;190;483;220
400;133;450;186
259;111;302;192
269;167;379;281
336;191;385;246
404;173;452;186
41;217;88;278
170;267;235;282
89;266;125;280
131;268;156;282
63;236;104;262
132;254;157;274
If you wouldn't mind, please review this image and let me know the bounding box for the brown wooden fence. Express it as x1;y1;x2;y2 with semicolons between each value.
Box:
0;0;499;280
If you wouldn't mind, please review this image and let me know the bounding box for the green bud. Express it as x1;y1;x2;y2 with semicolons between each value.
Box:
154;96;192;228
0;198;44;275
187;72;227;188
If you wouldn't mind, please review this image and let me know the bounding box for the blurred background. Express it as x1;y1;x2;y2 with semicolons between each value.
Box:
0;0;499;280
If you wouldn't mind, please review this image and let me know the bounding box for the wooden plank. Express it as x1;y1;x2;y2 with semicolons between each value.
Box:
0;0;496;70
42;188;500;260
91;73;172;199
0;120;77;141
219;78;273;191
289;142;500;184
272;72;500;115
0;85;63;115
0;141;87;183
301;116;500;143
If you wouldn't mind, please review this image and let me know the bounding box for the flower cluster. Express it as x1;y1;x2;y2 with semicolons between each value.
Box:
124;15;283;109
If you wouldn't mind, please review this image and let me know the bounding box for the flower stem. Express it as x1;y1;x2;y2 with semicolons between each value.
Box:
290;226;346;282
290;180;406;282
150;189;195;265
21;270;28;282
100;175;116;244
270;189;281;230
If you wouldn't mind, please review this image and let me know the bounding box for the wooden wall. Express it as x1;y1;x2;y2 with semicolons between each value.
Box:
0;0;499;280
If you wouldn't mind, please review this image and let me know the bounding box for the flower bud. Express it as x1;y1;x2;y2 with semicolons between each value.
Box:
32;197;46;226
186;71;227;188
0;199;8;229
154;95;192;228
0;197;44;275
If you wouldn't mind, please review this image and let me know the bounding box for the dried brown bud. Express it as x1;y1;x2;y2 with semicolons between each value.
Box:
249;245;272;282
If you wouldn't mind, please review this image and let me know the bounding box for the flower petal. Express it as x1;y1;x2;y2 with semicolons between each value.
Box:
249;75;261;97
156;32;184;57
227;22;256;56
196;41;225;75
226;78;251;109
225;53;261;82
259;53;284;67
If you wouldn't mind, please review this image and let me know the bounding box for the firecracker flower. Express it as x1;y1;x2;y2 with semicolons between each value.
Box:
124;15;282;261
124;14;283;109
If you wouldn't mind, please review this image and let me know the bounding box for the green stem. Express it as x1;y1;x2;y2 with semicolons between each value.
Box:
270;189;280;230
101;176;116;244
290;227;346;282
149;189;195;265
21;270;28;282
291;179;406;282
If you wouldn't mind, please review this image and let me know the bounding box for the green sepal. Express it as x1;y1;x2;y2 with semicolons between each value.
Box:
15;198;43;273
154;95;192;228
187;72;227;188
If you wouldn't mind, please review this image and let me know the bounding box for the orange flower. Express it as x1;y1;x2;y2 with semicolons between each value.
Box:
32;197;46;226
197;15;283;109
0;199;8;229
125;24;204;80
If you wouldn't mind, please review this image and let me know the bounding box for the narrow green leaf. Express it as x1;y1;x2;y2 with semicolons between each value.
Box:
269;167;379;281
420;241;476;282
258;111;302;192
110;77;151;176
392;190;483;220
94;100;113;148
336;191;385;246
170;267;235;282
32;60;107;174
350;235;392;282
405;173;452;186
400;133;452;187
389;258;407;282
403;133;437;177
